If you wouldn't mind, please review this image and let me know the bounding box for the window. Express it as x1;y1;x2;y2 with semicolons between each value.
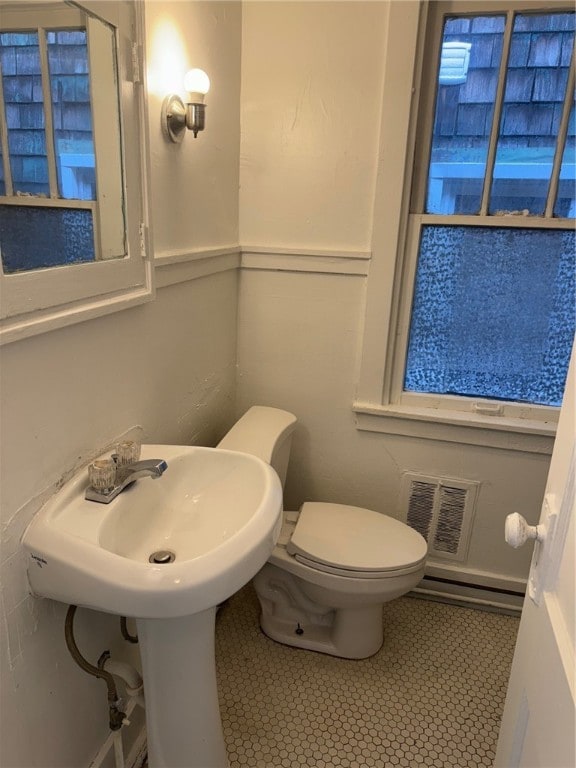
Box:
0;1;152;344
355;1;575;449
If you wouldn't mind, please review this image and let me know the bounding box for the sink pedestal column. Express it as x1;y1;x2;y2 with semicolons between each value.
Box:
137;609;229;768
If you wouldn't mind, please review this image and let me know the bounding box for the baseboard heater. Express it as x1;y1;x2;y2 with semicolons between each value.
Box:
411;574;525;614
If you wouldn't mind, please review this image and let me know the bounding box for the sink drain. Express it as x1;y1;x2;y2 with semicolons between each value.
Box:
149;550;176;564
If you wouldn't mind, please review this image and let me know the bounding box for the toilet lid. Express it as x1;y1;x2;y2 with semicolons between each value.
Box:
287;502;427;574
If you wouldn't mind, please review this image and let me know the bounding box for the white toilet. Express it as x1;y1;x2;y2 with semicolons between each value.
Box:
217;406;427;659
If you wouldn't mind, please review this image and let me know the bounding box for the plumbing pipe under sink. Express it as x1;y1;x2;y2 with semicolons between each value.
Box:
101;657;145;710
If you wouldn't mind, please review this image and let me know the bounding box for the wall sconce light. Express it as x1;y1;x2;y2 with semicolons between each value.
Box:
162;68;210;142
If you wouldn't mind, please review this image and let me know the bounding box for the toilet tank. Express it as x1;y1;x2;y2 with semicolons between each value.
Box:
216;406;297;489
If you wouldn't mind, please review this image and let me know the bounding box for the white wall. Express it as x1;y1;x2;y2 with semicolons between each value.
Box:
237;1;551;588
0;3;241;766
239;1;385;250
146;1;241;254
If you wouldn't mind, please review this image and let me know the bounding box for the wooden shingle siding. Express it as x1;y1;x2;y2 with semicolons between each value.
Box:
435;12;575;151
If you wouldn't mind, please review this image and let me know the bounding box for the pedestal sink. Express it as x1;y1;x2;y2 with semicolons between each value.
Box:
22;445;283;768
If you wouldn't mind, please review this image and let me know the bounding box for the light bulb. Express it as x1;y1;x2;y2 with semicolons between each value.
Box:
183;68;210;102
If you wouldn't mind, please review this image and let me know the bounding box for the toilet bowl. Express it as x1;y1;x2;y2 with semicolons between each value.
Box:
217;406;427;659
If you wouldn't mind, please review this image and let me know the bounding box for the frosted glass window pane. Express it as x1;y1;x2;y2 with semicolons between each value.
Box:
426;16;505;215
0;205;94;273
0;32;49;195
47;29;96;200
404;225;575;406
490;13;575;215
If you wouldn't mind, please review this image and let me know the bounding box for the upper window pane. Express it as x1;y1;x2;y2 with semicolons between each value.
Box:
0;32;49;195
425;11;576;218
427;15;506;215
404;225;575;406
490;12;576;215
47;29;96;201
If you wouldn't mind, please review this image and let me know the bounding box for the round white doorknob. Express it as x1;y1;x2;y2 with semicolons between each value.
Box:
505;513;543;549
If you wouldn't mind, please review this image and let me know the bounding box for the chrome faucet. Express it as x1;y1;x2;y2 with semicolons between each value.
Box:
86;458;168;504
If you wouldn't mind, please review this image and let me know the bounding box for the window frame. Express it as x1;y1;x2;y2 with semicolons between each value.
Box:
354;0;575;453
0;0;153;345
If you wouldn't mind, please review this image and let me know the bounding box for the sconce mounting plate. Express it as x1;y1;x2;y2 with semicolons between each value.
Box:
162;94;186;143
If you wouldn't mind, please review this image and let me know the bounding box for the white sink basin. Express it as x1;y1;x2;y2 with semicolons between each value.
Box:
23;445;283;618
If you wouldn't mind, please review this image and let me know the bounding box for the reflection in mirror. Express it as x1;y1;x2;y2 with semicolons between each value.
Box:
0;1;125;273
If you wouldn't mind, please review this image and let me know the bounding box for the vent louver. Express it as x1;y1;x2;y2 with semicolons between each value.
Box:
401;473;479;562
407;481;436;540
434;486;469;554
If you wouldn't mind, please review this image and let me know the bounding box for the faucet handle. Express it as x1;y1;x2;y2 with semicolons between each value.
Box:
115;440;141;466
88;459;117;493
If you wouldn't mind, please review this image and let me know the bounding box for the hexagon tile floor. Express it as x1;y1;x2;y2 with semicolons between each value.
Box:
214;584;519;768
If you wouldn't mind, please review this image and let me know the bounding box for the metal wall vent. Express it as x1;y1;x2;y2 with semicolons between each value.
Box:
400;473;480;562
439;41;472;85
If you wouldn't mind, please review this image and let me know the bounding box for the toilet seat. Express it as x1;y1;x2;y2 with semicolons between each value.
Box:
286;502;427;579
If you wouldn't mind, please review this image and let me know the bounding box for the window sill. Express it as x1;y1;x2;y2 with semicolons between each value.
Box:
353;402;556;455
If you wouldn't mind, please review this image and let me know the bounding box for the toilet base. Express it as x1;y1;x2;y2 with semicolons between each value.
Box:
259;602;384;659
254;564;385;659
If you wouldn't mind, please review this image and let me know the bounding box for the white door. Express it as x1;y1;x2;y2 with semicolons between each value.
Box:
495;344;575;768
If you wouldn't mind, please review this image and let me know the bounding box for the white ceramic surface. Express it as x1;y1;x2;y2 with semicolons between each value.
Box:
22;445;283;618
